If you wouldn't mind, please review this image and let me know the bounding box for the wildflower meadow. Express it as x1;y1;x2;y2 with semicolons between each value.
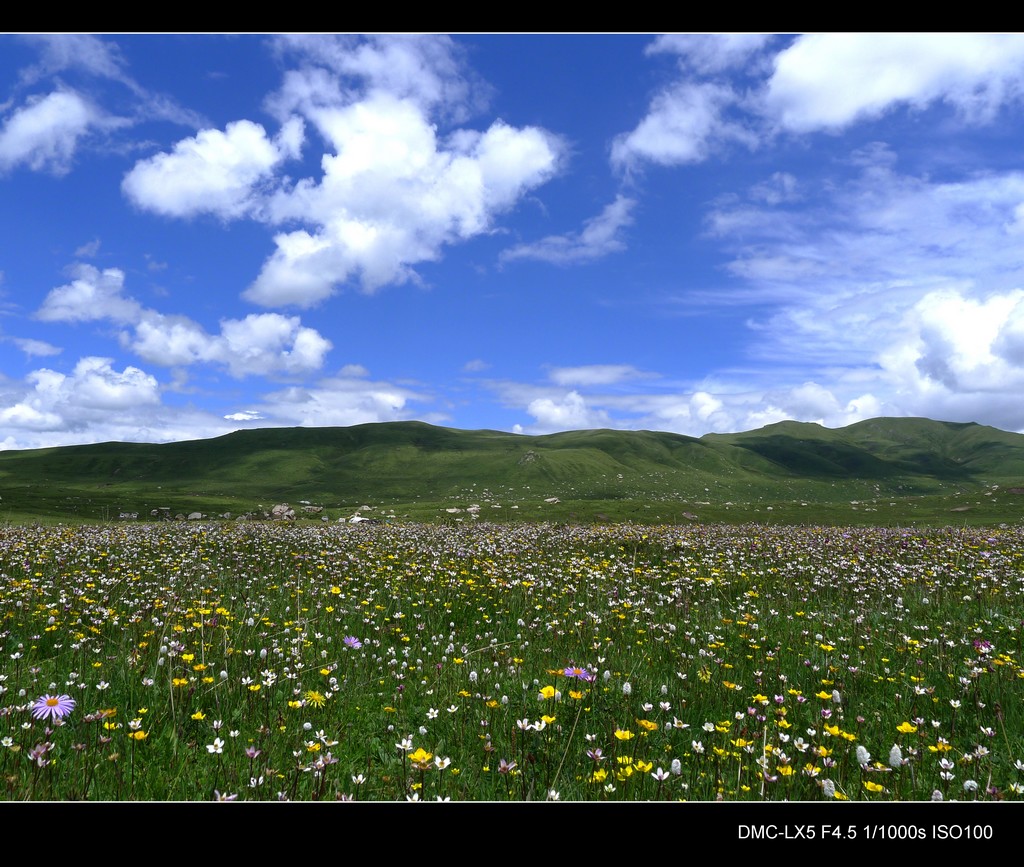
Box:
2;519;1023;805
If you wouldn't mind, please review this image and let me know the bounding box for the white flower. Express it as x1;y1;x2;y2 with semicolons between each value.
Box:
855;745;871;766
546;788;560;801
206;737;225;754
888;744;903;768
670;758;682;775
822;778;836;799
963;779;979;793
622;682;632;696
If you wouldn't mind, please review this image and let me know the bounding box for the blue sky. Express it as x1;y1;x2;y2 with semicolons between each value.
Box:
4;33;1024;450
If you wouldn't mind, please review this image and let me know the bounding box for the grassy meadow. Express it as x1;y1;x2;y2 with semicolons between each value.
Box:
2;518;1023;803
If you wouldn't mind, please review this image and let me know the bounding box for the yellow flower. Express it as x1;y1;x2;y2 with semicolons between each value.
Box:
172;678;189;687
129;730;147;741
569;689;584;700
591;768;608;783
304;690;326;708
538;685;558;700
408;747;433;764
896;721;918;734
815;690;833;700
863;781;885;793
614;728;635;741
777;764;794;776
540;714;556;725
634;760;653;773
191;711;206;721
636;719;659;732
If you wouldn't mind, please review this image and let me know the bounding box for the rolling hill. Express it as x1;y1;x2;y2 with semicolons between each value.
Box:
0;417;1022;526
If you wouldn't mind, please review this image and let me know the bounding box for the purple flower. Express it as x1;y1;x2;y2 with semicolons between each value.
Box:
30;694;76;721
343;636;363;650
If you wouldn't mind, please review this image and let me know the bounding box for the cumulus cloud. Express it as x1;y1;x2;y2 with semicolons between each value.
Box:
764;33;1024;133
0;356;159;434
525;390;613;432
245;95;563;305
36;264;331;378
121;35;562;308
252;367;433;428
36;265;143;324
122;118;304;220
0;90;101;174
501;196;636;265
0;355;256;450
268;34;488;122
615;34;1024;173
491;372;892;438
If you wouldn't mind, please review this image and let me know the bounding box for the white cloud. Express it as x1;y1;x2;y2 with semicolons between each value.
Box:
10;337;61;357
74;238;101;258
501;196;636;265
646;33;774;73
0;356;160;437
270;34;486;121
224;410;263;422
18;34;129;87
611;82;756;170
0;90;100;174
525;390;613;433
253;368;433;428
109;36;563;308
765;33;1024;133
548;364;650;387
246;90;563;305
122;118;304;220
0;355;254;450
36;264;332;378
36;265;142;324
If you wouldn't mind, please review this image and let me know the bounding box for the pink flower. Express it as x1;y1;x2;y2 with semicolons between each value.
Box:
30;694;76;721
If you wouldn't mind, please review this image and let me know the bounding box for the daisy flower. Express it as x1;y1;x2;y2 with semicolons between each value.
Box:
31;694;76;721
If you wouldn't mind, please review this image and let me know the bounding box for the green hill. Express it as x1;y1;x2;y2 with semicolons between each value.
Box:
1;417;1023;526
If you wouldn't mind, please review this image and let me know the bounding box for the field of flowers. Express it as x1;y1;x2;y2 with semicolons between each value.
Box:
2;520;1023;802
